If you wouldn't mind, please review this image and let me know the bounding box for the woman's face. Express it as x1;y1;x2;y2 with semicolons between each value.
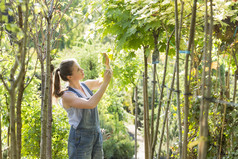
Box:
69;62;84;81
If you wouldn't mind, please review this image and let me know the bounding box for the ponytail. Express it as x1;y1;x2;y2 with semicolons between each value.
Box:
53;68;64;98
53;59;75;98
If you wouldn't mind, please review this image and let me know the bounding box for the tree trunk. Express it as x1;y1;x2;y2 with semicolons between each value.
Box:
16;2;28;158
0;102;2;159
9;89;16;159
150;64;156;146
40;1;55;157
8;55;20;159
215;49;219;95
183;0;197;158
6;94;10;159
233;69;238;103
174;0;183;158
143;47;150;159
216;54;223;159
232;40;238;103
225;58;231;99
41;16;52;159
16;10;23;159
134;86;138;159
151;30;174;158
157;59;177;159
218;103;227;159
150;30;159;159
166;112;169;159
46;65;54;159
198;0;213;158
16;81;24;159
40;59;45;155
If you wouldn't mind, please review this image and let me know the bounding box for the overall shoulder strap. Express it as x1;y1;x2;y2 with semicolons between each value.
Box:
67;86;83;98
81;83;93;96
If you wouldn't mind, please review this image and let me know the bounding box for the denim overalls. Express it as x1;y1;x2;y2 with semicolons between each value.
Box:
67;83;103;159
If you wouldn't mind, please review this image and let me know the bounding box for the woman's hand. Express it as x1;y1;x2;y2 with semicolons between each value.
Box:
102;53;110;69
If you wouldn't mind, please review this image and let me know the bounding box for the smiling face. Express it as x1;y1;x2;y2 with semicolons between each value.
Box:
68;62;85;81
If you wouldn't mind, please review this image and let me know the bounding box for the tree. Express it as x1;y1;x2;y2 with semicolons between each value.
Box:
198;0;213;158
29;0;74;158
0;1;30;158
174;0;183;158
98;0;169;157
183;0;197;158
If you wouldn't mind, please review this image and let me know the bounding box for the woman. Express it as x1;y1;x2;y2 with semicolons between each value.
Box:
53;54;112;159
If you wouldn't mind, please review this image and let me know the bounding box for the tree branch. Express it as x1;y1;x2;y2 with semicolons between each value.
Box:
52;18;83;48
24;59;38;90
48;0;54;19
0;74;10;92
51;0;74;34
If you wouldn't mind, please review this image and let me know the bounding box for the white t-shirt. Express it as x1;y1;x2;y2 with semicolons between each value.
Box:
63;83;92;129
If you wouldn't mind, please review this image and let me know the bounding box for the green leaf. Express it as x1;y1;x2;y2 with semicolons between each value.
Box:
16;31;24;40
51;49;58;54
2;15;8;23
6;24;20;33
0;1;6;12
145;48;150;57
126;25;137;36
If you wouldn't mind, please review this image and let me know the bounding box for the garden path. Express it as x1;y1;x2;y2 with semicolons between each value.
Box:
125;123;145;159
